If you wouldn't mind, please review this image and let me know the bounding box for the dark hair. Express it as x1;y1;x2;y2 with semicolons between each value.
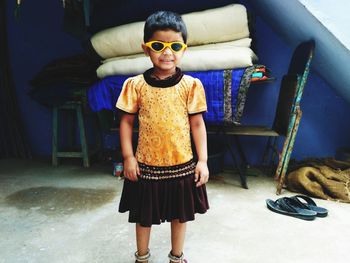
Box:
143;11;187;43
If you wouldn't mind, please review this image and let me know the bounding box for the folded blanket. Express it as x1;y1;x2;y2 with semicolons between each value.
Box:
286;158;350;203
91;4;249;59
97;41;256;78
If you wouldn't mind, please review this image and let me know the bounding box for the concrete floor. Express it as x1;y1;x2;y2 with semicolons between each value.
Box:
0;158;349;263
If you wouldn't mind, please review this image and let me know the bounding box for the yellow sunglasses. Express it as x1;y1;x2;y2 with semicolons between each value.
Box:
145;41;187;53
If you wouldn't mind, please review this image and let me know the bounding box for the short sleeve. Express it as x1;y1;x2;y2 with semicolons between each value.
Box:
187;78;207;114
116;77;139;113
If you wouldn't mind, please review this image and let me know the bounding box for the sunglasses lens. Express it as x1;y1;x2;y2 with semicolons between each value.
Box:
171;43;184;52
151;42;164;51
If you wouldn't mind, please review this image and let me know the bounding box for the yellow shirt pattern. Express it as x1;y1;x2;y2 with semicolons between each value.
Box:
116;74;207;166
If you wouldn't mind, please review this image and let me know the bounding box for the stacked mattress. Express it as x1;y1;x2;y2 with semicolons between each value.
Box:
87;4;258;124
89;4;258;78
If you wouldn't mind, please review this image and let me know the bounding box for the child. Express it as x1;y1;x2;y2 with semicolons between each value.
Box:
116;10;209;263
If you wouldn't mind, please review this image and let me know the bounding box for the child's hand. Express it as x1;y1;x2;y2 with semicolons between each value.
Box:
194;160;209;187
123;156;140;181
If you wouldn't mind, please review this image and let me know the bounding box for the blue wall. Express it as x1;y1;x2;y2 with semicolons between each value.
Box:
6;1;350;164
6;1;83;156
242;15;350;163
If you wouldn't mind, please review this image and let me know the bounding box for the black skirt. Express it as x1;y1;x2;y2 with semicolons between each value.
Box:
118;159;209;227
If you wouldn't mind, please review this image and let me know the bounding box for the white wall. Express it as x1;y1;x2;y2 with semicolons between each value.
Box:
299;0;350;49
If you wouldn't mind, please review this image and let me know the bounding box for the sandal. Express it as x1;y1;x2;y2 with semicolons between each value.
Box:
266;197;317;220
168;251;188;263
290;195;328;217
135;249;151;263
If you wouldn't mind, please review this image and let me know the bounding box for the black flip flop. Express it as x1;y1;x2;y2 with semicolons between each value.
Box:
266;197;317;220
290;195;328;217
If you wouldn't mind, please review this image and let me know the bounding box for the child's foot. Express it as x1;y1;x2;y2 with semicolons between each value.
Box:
168;251;187;263
134;249;150;262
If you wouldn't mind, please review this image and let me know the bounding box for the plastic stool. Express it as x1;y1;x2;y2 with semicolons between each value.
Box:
52;101;90;167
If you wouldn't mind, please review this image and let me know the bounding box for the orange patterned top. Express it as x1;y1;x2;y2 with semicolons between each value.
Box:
116;74;207;166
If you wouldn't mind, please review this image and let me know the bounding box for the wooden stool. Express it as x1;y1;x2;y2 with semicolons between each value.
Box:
52;101;90;167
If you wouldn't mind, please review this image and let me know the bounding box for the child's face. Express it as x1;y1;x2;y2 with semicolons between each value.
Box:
142;29;186;77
